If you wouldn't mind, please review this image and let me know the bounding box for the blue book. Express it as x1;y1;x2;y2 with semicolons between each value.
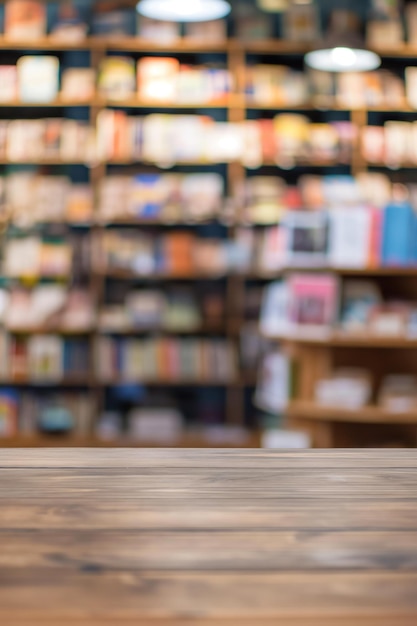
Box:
381;202;417;266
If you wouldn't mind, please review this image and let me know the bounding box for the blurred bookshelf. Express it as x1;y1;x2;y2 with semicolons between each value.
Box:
2;1;417;448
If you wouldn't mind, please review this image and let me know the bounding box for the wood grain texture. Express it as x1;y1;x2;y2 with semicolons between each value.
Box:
1;449;417;626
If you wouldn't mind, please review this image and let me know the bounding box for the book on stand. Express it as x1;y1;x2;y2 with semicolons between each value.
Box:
4;0;46;40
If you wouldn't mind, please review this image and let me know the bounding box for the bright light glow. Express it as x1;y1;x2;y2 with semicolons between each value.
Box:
331;47;357;67
137;0;231;22
305;47;381;72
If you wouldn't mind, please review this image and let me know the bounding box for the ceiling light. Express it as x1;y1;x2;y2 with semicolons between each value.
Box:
137;0;231;22
304;10;381;73
305;47;381;72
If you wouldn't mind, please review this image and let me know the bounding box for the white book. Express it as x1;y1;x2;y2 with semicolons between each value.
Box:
260;281;290;338
328;207;372;269
17;56;59;103
255;352;291;414
406;67;417;110
28;335;63;381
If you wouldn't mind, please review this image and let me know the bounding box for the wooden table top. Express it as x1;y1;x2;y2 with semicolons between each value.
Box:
1;449;417;626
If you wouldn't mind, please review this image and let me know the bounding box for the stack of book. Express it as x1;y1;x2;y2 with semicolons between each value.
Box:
236;173;417;271
0;389;94;439
246;65;308;107
1;286;94;333
99;289;202;332
1;173;93;225
0;333;90;382
361;121;417;167
2;235;73;279
0;118;95;163
96;337;237;382
99;56;232;104
261;275;417;340
96;111;357;166
98;172;224;223
98;230;246;277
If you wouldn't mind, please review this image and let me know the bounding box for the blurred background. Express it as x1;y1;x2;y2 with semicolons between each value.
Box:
1;0;417;449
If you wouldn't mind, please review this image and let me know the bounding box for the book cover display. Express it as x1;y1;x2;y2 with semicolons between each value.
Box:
99;57;136;100
4;0;46;40
17;56;59;103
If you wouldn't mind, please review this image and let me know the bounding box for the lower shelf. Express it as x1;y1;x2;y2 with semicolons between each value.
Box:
0;434;261;449
287;401;417;425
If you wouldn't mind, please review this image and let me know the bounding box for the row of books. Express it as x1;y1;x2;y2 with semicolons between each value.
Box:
316;370;417;413
7;114;417;168
2;233;91;280
0;284;227;335
0;333;90;382
0;56;232;105
99;173;223;223
260;275;417;339
0;58;95;104
100;57;232;104
0;286;94;332
362;122;417;168
0;174;93;226
99;231;247;277
0;114;354;165
249;200;417;273
0;1;326;43
6;1;417;46
6;199;417;282
0;119;95;163
238;173;396;224
0;390;94;439
6;56;417;112
99;289;218;333
0;171;401;228
96;111;357;166
96;337;237;382
247;65;417;110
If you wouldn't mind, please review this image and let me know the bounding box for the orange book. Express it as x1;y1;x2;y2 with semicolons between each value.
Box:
138;57;180;103
113;110;131;161
164;232;194;276
259;119;276;163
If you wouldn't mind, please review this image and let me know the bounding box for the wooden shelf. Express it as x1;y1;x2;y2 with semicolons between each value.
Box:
0;378;93;387
287;401;417;425
0;99;95;108
1;35;417;60
247;267;417;279
0;432;261;448
99;36;231;54
0;36;97;51
98;378;246;387
5;328;94;336
101;269;227;280
1;96;415;114
263;330;417;348
98;326;228;336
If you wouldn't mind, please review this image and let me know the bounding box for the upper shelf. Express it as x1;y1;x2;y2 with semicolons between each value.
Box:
2;36;417;59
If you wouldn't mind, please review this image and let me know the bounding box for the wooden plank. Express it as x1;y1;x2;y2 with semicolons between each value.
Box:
1;570;417;621
2;529;417;571
1;448;416;468
1;450;417;624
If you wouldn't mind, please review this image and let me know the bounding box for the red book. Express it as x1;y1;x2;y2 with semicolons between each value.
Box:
11;338;28;381
368;207;382;269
